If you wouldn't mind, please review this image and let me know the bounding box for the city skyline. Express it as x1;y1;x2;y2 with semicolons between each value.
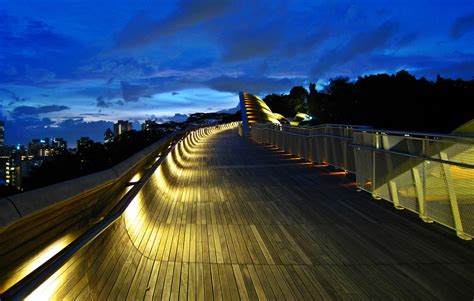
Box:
1;0;474;145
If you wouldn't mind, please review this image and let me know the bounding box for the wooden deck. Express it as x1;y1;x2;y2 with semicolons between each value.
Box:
30;127;474;300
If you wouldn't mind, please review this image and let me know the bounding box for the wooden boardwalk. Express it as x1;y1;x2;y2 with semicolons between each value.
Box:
30;127;474;300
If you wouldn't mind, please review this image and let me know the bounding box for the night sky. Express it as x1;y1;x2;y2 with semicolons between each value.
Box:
1;0;474;146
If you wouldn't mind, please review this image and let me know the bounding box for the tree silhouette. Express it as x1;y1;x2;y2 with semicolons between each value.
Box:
263;70;474;133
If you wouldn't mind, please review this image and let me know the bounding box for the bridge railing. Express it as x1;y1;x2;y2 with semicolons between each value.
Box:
0;122;240;298
0;132;179;295
251;123;474;240
251;123;371;172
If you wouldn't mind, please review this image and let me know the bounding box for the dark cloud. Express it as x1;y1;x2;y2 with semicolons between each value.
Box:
80;113;109;117
121;81;151;102
0;12;73;50
114;0;234;49
397;32;418;47
168;113;188;123
82;57;159;78
96;95;125;108
0;88;28;105
451;12;474;38
5;117;113;147
0;11;86;85
12;105;70;116
311;21;399;76
96;96;113;108
418;60;474;79
281;27;334;58
221;22;283;62
217;104;239;114
205;75;296;94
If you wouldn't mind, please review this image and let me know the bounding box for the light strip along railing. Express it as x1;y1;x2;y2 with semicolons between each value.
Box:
251;123;371;173
251;123;474;240
0;122;239;301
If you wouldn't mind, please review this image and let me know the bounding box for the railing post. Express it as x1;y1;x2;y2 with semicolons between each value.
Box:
324;127;328;164
372;132;381;200
407;139;432;223
343;127;348;171
381;134;403;209
439;152;471;240
411;167;431;222
343;139;347;171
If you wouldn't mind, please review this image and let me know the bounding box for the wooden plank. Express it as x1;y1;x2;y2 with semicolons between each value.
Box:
187;262;196;300
218;264;231;301
210;263;222;301
143;261;162;301
170;262;183;300
161;262;175;300
232;264;250;301
250;225;275;264
246;265;267;301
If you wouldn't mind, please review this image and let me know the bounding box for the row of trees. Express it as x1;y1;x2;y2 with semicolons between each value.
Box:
263;70;474;133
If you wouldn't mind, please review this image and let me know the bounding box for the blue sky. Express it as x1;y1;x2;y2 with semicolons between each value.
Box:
1;0;474;146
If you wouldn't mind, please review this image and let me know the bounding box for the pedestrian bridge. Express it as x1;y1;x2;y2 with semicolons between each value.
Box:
0;122;473;300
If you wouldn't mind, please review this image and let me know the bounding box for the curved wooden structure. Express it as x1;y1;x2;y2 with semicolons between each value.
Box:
1;123;473;300
239;92;280;136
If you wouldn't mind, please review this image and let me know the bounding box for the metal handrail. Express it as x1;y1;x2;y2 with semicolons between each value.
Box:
256;123;474;141
0;122;240;300
252;124;354;140
256;123;371;129
358;128;474;141
0;133;181;301
250;121;474;240
255;129;353;141
351;143;474;169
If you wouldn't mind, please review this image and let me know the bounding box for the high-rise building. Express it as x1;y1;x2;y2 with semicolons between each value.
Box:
52;138;68;153
0;146;22;189
114;120;132;137
141;120;157;131
77;137;93;154
27;138;54;157
43;137;51;147
0;121;5;146
104;128;114;144
5;156;21;189
28;139;42;157
0;145;13;186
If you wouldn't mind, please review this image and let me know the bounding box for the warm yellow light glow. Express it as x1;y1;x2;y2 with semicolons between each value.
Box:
313;164;329;167
124;193;143;227
130;172;141;183
166;149;181;176
341;182;358;188
328;171;347;176
449;165;474;179
8;234;74;300
5;122;241;299
242;92;280;125
25;269;65;301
